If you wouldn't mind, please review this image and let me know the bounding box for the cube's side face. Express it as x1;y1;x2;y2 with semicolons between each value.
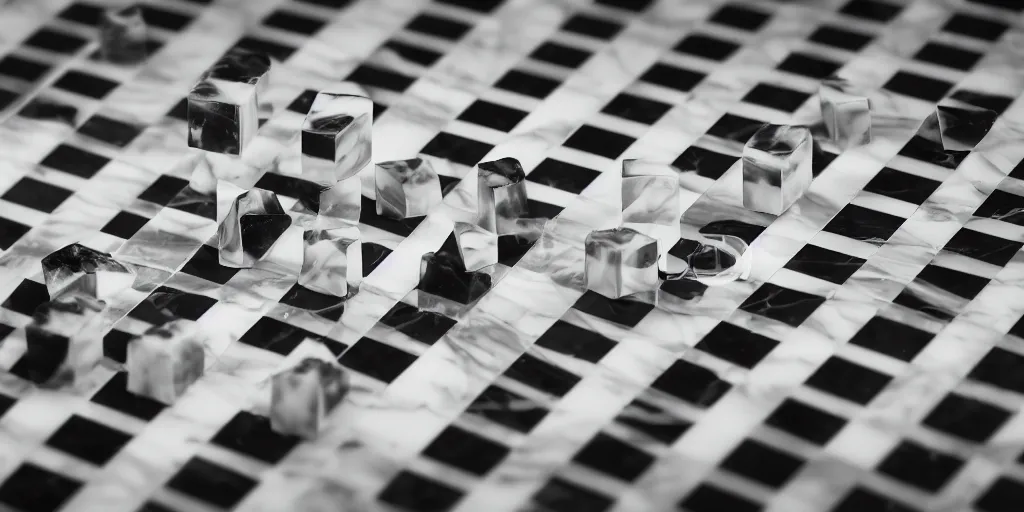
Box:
781;139;813;211
270;372;324;438
403;171;442;219
188;99;242;155
334;113;372;181
621;176;680;226
375;166;408;219
825;97;871;148
584;240;623;299
127;341;175;404
742;154;784;214
171;341;206;397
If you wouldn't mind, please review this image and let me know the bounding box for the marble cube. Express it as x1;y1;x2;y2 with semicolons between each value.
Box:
584;227;659;300
299;227;362;297
42;243;135;302
301;90;373;184
23;294;106;387
819;76;871;150
742;124;813;215
375;158;443;220
454;221;498;272
477;157;529;235
99;5;147;64
126;320;207;405
218;187;292;268
270;357;350;439
188;48;271;155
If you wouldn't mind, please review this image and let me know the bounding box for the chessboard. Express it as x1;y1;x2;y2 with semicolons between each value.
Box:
1;0;1024;511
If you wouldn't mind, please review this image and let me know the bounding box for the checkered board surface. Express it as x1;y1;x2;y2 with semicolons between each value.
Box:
2;0;1024;511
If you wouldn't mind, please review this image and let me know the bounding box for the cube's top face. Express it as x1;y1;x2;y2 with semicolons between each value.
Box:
586;227;658;257
820;75;871;104
235;188;286;217
747;124;810;156
43;243;129;276
623;159;676;179
190;78;257;105
376;158;435;186
302;93;372;135
290;357;348;386
303;226;361;246
106;4;143;23
206;48;272;85
936;103;997;125
478;157;526;188
139;319;206;353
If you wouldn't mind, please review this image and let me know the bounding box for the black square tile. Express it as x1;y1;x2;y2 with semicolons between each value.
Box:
100;211;147;239
573;432;654;481
809;25;872;51
166;97;188;121
530;41;591;68
406;13;470;40
595;0;652;10
179;244;241;285
601;92;671;124
638;63;704;92
562;125;634;159
976;477;1024;512
709;4;770;31
1;279;49;316
263;9;325;34
504;352;580;397
25;28;88;54
913;42;982;71
233;36;296;61
137;501;178;512
211;411;300;463
103;329;132;363
975;189;1024;226
435;0;503;12
615;399;692;444
383;39;442;66
777;52;841;79
823;204;905;243
0;217;31;250
840;0;902;22
721;439;805;488
58;2;103;25
91;373;165;420
347;64;414;92
239;316;317;355
422;425;510;476
673;145;738;180
78;114;143;147
1009;313;1024;340
379;471;463;511
943;228;1022;267
861;167;941;205
532;477;613;512
279;284;346;321
562;13;622;39
339;337;416;383
680;483;762;512
805;356;892;404
897;134;967;170
140;5;192;31
923;393;1011;443
0;463;82;512
465;384;549;433
848;316;933;361
943;13;1007;42
139;175;188;206
286;89;318;115
706;112;765;143
534;320;616;363
742;83;810;112
910;263;990;300
379;302;456;345
833;487;920;512
2;177;73;213
358;195;425;237
362;243;393;276
40;143;109;178
966;0;1023;11
876;440;964;492
421;131;494;167
494;68;559;98
0;87;16;110
526;158;600;194
166;457;257;508
674;33;739;61
765;398;846;445
528;198;563;220
695;322;778;368
46;414;131;465
784;244;866;285
0;391;13;418
651;359;731;407
53;70;118;99
457;99;528;132
956;90;1014;117
884;71;954;102
0;54;50;81
739;283;825;327
572;290;654;327
129;286;217;325
295;0;351;6
969;347;1024;394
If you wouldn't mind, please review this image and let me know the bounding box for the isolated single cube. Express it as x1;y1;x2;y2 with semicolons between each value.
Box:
218;187;292;268
477;157;529;235
742;124;813;215
584;227;659;300
42;243;135;302
299;227;362;297
301;90;373;184
419;233;492;305
23;294;106;387
454;221;498;272
936;102;997;152
270;357;350;439
188;48;271;155
126;319;207;405
819;76;871;150
375;158;443;220
621;159;680;226
99;5;147;64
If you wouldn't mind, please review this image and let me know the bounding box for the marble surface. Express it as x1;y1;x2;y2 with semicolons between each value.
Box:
1;0;1024;511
